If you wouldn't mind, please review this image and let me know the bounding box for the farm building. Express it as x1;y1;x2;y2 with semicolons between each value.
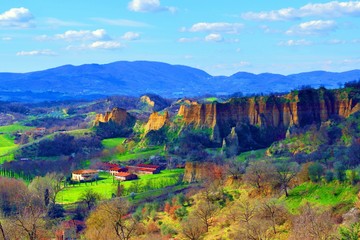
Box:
71;169;98;182
110;166;128;176
114;172;138;181
126;164;161;174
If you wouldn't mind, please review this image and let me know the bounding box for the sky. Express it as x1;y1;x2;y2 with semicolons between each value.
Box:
0;0;360;76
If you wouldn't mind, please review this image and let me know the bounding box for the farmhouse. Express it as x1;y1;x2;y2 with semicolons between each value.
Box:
71;169;98;182
126;164;161;174
114;172;138;181
110;166;128;176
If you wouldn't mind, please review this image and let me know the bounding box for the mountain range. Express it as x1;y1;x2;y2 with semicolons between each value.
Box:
0;61;359;101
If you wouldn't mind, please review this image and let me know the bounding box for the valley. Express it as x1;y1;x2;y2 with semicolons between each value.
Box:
1;82;360;239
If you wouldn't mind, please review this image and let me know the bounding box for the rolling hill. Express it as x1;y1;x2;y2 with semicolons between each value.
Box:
0;60;359;101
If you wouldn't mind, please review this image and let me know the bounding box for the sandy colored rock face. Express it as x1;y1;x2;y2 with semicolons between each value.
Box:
144;111;169;133
176;90;360;142
94;107;130;126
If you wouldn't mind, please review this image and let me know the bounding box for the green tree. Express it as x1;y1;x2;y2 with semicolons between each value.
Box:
334;161;346;182
80;189;101;210
308;162;324;182
339;222;360;240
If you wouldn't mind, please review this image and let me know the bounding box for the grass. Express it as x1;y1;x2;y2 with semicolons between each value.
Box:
57;169;184;204
0;124;33;134
102;138;126;149
236;148;267;162
283;181;358;214
0;124;33;163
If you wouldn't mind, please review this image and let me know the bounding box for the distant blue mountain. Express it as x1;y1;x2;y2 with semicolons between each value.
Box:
0;60;359;101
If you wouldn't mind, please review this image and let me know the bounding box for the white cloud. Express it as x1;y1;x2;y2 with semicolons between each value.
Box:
242;1;360;21
88;41;122;49
45;18;87;27
327;39;346;44
0;7;34;28
128;0;176;13
205;33;223;42
39;29;109;41
278;39;313;46
122;32;141;41
16;49;56;56
178;37;200;43
187;22;243;34
286;20;337;35
92;18;150;27
1;37;12;41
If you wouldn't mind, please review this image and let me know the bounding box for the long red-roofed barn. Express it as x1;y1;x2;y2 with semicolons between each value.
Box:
126;164;161;174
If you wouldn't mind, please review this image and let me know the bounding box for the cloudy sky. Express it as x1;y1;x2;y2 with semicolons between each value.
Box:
1;0;360;75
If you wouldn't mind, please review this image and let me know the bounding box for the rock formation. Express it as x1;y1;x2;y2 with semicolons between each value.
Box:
144;111;169;133
94;107;131;126
177;89;360;144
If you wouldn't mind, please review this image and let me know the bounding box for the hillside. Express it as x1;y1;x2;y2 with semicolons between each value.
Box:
0;61;359;101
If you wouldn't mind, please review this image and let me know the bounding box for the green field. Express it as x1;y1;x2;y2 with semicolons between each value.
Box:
0;124;33;163
101;138;126;149
236;148;267;162
284;182;358;213
57;169;184;204
0;124;33;134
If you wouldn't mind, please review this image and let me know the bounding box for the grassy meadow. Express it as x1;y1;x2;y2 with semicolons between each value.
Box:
284;181;358;213
57;169;184;204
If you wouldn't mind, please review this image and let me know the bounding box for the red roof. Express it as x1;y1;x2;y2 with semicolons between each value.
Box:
110;167;128;172
72;169;98;175
136;164;160;169
115;172;135;177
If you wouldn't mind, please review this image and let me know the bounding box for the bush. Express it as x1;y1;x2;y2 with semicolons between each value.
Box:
160;223;178;236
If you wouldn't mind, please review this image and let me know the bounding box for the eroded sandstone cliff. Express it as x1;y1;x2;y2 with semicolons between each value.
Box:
144;111;169;133
177;88;360;146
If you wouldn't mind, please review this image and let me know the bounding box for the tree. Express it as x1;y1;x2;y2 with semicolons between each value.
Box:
85;198;138;240
274;162;299;197
0;177;28;216
80;189;101;210
0;220;7;240
193;200;218;232
181;215;206;240
308;162;324;182
225;157;246;180
291;203;334;240
8;194;47;240
47;203;65;219
243;161;276;192
28;172;64;206
334;161;346;182
261;199;288;234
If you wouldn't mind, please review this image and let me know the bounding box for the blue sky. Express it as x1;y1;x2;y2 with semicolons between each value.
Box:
1;0;360;75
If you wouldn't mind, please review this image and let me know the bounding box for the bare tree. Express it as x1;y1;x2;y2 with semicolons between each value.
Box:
28;172;64;206
261;199;288;234
0;220;7;240
243;161;276;193
225;157;246;180
291;203;335;240
194;200;218;232
85;198;138;240
274;162;299;197
9;194;47;240
181;215;206;240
